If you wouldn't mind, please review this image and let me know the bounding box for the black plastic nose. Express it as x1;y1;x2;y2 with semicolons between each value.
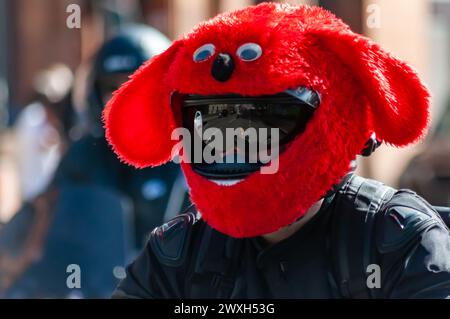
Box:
211;53;234;82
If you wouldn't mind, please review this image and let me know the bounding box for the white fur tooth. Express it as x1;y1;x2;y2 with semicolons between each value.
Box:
210;179;244;187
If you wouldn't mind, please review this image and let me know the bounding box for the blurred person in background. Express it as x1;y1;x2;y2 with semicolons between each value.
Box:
0;25;189;298
13;64;74;202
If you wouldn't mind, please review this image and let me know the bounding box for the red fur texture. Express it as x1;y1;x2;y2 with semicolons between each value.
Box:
104;3;430;238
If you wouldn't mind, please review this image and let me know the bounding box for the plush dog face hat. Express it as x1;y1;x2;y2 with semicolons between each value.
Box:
104;3;430;238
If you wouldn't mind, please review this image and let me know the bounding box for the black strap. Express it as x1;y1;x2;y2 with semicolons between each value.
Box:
331;175;395;299
189;223;242;298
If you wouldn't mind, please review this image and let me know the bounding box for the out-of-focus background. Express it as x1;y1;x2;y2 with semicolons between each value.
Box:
0;0;449;298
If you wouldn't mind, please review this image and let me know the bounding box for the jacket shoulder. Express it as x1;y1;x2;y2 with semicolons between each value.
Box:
375;190;446;254
149;206;203;267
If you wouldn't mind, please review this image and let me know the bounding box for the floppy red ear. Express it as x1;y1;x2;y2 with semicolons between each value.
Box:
103;40;183;168
311;29;430;146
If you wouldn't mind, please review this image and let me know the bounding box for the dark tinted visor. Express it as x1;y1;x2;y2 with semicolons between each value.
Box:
179;89;320;179
182;93;317;147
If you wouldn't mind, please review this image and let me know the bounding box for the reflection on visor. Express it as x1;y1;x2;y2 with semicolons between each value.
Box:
179;89;320;179
182;92;317;147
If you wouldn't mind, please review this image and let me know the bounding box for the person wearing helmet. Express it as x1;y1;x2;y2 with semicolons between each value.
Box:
105;4;450;299
86;25;171;137
53;25;190;247
14;64;74;202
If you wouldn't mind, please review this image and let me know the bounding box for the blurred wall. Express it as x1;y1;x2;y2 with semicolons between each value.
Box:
0;0;10;127
429;0;450;127
169;0;212;39
320;0;363;32
9;0;84;109
358;0;431;186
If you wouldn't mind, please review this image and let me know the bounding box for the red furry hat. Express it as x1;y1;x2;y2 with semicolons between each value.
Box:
104;3;430;238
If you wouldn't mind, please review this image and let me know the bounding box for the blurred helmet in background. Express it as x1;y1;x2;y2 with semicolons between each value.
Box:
87;24;171;136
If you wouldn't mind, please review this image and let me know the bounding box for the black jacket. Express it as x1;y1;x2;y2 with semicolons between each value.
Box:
113;175;450;299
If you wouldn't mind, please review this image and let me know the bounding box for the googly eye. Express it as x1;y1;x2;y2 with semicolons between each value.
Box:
236;43;262;62
193;44;216;63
